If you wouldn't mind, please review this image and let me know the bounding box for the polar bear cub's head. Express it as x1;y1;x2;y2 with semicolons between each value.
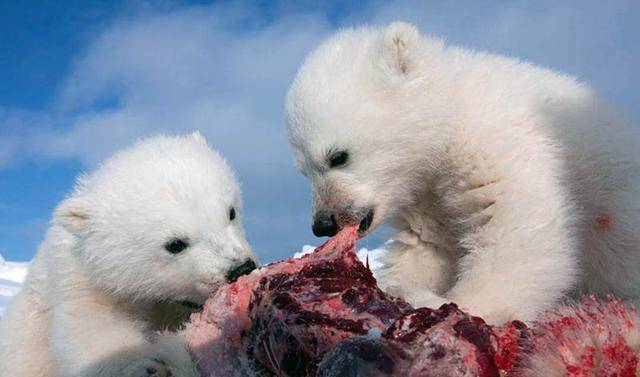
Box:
55;132;258;306
286;22;453;237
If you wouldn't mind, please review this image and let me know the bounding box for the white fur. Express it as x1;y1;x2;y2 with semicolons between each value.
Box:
0;132;258;376
285;22;640;324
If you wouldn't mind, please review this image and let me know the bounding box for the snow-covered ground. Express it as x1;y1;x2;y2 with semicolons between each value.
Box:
0;256;30;317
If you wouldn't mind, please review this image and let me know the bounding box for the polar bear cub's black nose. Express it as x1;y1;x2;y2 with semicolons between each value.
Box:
312;211;338;237
226;259;257;283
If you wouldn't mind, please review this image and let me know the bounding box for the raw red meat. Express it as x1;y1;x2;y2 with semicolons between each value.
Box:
186;227;640;377
185;227;412;376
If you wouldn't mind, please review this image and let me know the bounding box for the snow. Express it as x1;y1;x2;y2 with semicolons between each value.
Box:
295;245;388;272
0;256;30;317
366;327;383;339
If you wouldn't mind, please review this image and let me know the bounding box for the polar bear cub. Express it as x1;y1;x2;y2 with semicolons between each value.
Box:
285;22;640;324
0;132;258;377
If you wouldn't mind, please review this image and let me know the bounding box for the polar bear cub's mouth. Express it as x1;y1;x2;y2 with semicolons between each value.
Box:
358;209;375;233
180;301;204;311
178;259;258;312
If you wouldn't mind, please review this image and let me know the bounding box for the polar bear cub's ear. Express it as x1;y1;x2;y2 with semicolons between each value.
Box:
375;22;422;77
188;130;206;144
55;196;92;236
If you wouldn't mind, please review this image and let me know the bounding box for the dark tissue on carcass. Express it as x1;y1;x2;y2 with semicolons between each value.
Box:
318;304;532;377
185;227;413;377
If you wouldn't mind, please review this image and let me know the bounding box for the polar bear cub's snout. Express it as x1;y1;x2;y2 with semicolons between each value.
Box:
312;207;375;237
226;259;258;283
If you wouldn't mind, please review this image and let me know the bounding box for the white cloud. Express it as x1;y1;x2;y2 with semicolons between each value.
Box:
0;136;19;168
39;4;331;168
0;108;63;169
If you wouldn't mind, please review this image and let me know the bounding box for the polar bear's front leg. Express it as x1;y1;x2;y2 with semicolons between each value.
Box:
376;239;454;309
49;299;199;377
446;186;579;324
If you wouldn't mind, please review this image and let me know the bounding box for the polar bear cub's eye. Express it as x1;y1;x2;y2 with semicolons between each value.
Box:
328;150;349;168
165;238;189;254
229;207;236;221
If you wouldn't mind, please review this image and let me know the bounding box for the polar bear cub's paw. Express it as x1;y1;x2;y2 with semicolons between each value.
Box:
125;355;198;377
127;334;199;377
137;358;174;377
154;333;200;377
380;280;448;310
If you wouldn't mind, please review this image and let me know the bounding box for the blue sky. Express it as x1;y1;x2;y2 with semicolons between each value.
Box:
0;0;638;262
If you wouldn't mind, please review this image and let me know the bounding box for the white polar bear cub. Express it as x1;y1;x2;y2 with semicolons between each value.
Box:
285;22;640;324
0;132;258;377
